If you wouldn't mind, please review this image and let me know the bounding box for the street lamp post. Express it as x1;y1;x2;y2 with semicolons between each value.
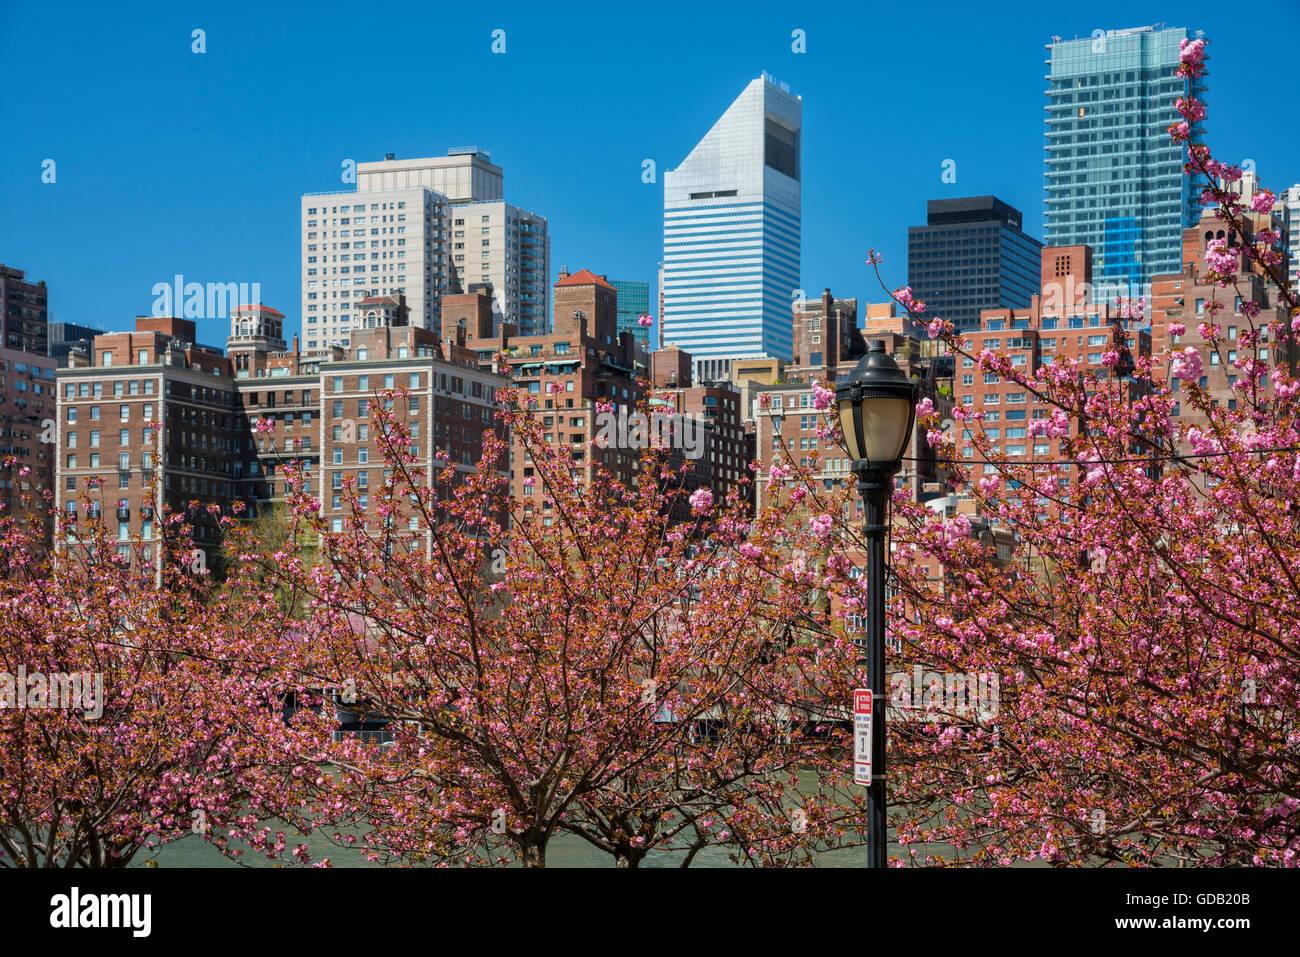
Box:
835;339;918;869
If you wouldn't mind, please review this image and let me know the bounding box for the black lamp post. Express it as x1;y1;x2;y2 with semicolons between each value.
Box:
835;339;917;869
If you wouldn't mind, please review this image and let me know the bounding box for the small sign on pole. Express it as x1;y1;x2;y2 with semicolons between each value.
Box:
854;689;872;784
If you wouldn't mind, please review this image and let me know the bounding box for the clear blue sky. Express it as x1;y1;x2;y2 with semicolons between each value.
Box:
3;0;1298;347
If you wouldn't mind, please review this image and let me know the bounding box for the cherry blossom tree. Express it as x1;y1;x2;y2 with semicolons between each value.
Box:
0;489;315;867
767;38;1300;866
252;384;869;867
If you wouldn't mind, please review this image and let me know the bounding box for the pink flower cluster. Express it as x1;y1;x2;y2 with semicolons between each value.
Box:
1171;347;1203;381
809;513;834;541
1176;97;1206;122
1205;238;1238;275
1026;408;1071;439
637;314;654;328
893;286;925;314
811;382;835;411
1180;37;1206;74
688;488;713;514
1251;190;1276;214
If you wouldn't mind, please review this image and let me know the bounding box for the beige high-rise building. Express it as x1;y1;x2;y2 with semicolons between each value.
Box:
450;201;550;337
301;187;453;349
357;149;503;202
302;149;550;345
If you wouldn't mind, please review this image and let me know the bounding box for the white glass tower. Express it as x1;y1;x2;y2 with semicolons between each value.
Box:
663;75;801;381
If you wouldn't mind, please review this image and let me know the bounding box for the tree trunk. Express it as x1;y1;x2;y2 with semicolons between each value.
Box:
520;841;546;868
612;840;651;868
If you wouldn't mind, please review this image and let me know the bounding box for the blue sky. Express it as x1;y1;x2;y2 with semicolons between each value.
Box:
3;0;1298;347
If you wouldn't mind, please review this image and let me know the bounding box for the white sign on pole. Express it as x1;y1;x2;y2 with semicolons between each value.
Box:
853;688;873;785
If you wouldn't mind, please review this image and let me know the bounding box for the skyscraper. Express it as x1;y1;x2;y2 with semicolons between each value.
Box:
611;279;651;346
450;200;550;337
302;150;551;346
1044;25;1207;297
357;148;504;201
362;150;550;337
907;197;1043;332
301;187;454;349
662;74;801;382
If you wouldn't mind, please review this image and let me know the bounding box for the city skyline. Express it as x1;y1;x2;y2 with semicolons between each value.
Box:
3;1;1299;349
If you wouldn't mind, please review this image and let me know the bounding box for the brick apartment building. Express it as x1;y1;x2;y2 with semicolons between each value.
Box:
955;245;1149;471
55;304;507;568
789;289;866;385
0;265;55;538
0;347;57;534
753;333;952;511
1150;207;1295;429
954;225;1294;493
649;346;752;508
461;269;645;521
314;321;504;539
58;316;239;564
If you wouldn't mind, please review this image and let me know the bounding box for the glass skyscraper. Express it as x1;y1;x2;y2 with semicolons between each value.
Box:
907;197;1043;333
1044;25;1207;298
611;279;651;346
663;74;801;381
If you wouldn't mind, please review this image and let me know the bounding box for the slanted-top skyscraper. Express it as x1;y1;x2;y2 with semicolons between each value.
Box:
662;74;801;382
1044;25;1207;297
